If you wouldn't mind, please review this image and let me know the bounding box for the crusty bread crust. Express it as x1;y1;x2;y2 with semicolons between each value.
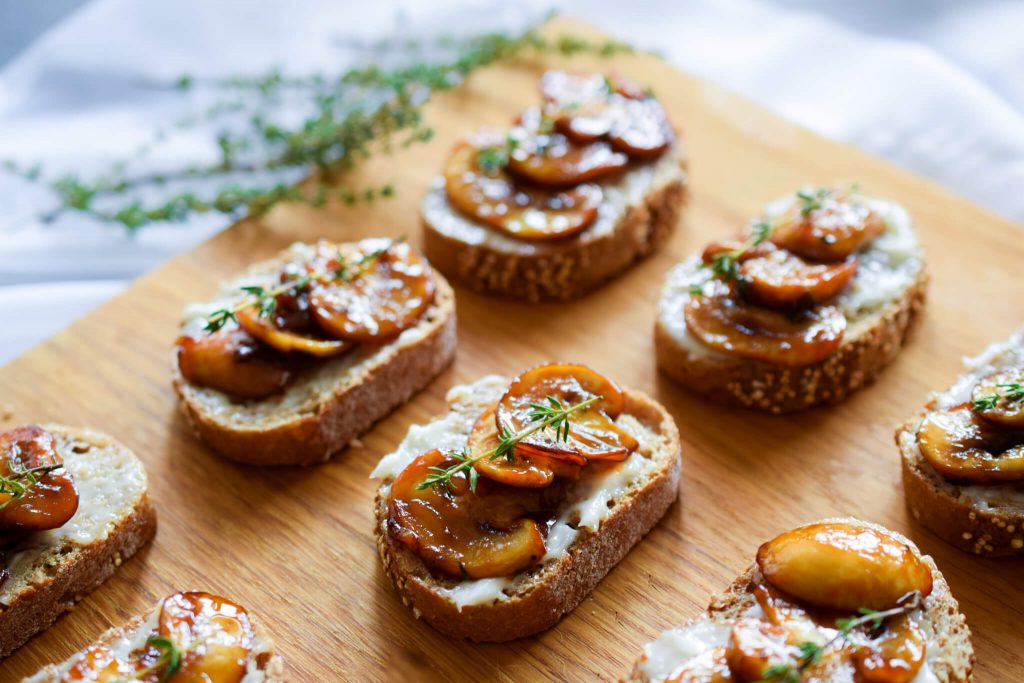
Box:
625;518;974;682
897;414;1024;557
24;597;285;681
655;270;927;414
173;265;457;467
375;389;681;642
422;155;687;302
0;426;156;660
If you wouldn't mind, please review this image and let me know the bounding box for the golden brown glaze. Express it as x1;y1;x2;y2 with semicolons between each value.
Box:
770;193;886;262
0;426;78;534
917;405;1024;483
176;330;292;399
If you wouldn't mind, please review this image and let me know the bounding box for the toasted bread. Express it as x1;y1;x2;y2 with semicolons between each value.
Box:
0;426;156;659
24;592;285;681
372;375;681;642
655;195;926;413
173;242;457;466
422;148;687;302
897;327;1024;556
626;518;974;683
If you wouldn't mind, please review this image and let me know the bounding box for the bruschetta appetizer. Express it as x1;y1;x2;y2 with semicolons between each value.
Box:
627;519;973;682
372;363;681;641
656;186;926;413
0;425;155;659
897;326;1024;555
423;70;687;301
25;591;284;681
173;238;456;466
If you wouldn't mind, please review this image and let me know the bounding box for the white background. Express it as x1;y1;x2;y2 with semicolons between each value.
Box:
1;0;1021;363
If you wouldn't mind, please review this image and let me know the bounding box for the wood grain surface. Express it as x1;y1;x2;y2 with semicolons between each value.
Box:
2;17;1021;682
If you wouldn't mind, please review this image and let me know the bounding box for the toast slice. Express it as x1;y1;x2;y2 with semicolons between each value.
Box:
173;242;458;466
24;591;285;681
372;374;682;642
422;147;687;302
626;518;974;683
897;326;1024;556
0;426;156;659
655;193;927;413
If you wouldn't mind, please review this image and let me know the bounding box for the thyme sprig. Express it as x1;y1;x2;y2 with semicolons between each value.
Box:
113;633;210;683
757;592;922;683
689;219;774;295
971;382;1024;412
4;24;636;231
0;463;62;510
417;395;600;493
204;239;396;333
796;188;830;217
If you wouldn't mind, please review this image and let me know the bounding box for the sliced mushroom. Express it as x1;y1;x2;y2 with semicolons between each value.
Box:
917;405;1024;483
725;618;803;682
388;449;548;579
739;251;858;309
756;522;933;612
0;426;78;533
684;292;846;367
971;369;1024;429
469;403;581;488
443;138;602;240
770;192;886;262
158;591;254;682
176;329;292;399
853;614;927;683
310;240;435;342
497;363;638;462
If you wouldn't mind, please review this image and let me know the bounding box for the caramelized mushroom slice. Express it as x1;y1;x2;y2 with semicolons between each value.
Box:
176;329;292;399
770;191;887;262
607;97;675;157
917;406;1024;483
158;591;254;683
310;240;435;342
726;618;803;682
739;251;859;309
665;646;734;683
469;403;581;487
63;643;136;681
684;293;846;367
0;426;78;533
388;449;547;579
235;268;352;357
443;138;602;240
756;522;933;612
753;583;810;626
971;370;1024;429
506;108;629;187
853;614;927;683
497;363;638;462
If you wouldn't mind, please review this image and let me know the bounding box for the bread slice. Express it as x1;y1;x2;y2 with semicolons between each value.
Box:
0;426;156;659
173;242;458;466
897;327;1024;556
421;147;687;302
372;375;682;641
655;195;927;413
24;593;285;682
626;518;974;683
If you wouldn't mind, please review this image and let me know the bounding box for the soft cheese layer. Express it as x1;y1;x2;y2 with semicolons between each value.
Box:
373;376;664;610
1;429;148;606
421;148;686;255
658;194;924;361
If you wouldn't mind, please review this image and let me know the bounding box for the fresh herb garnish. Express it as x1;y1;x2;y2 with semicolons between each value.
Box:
796;188;830;217
204;238;398;333
113;635;183;683
417;395;599;493
688;219;774;295
971;383;1024;412
755;592;922;683
0;463;62;510
476;135;519;174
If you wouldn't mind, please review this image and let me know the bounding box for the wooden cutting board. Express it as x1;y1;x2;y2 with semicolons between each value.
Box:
3;16;1021;682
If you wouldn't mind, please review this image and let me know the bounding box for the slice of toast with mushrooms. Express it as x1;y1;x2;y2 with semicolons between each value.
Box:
24;591;284;681
173;239;457;466
897;326;1024;556
372;364;681;642
626;518;973;683
655;187;926;413
0;425;156;659
422;70;687;302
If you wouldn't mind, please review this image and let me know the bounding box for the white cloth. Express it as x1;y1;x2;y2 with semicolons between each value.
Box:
1;0;1021;363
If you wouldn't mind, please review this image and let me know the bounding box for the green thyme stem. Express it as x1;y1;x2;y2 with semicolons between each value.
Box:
0;464;62;510
971;382;1024;412
417;395;600;492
